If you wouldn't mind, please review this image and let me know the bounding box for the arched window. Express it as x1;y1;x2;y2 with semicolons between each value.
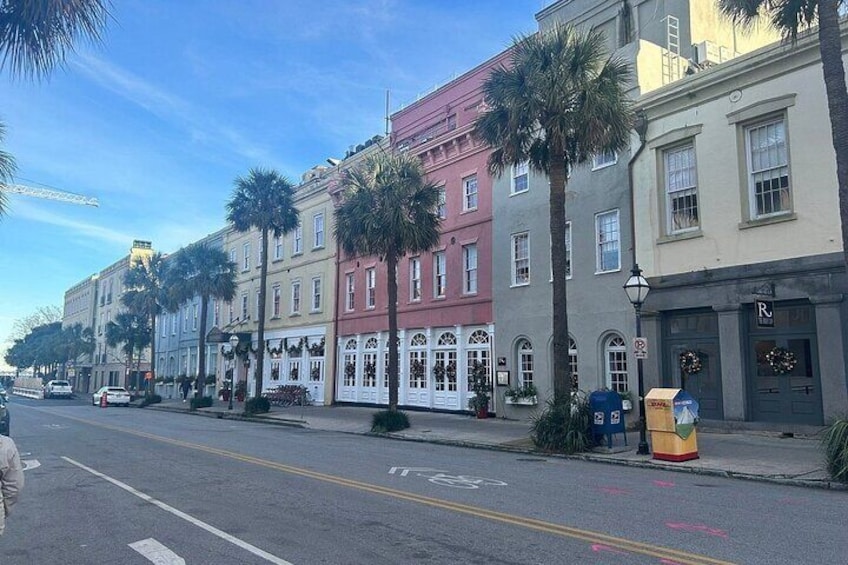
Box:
466;329;490;392
568;337;578;390
363;336;378;387
435;332;457;392
408;332;427;389
437;332;457;346
517;339;533;386
343;339;357;387
604;334;628;393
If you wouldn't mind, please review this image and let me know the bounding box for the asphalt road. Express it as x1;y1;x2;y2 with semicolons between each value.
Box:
2;397;846;565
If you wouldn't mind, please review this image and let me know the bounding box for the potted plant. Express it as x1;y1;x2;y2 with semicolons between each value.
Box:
467;361;491;419
235;380;247;402
619;390;633;412
504;382;538;406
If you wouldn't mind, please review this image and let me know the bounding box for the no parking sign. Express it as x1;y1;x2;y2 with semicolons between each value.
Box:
633;337;648;359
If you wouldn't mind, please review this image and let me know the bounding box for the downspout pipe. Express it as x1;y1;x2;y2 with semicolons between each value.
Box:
628;110;649;268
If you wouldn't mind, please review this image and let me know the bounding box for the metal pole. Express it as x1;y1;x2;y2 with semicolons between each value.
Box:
227;358;234;411
635;303;650;455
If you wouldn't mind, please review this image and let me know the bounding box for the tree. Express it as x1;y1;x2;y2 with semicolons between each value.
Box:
333;151;441;411
0;0;112;80
105;312;150;389
4;321;64;378
122;252;166;393
164;242;237;397
9;304;62;340
0;0;111;218
717;0;848;270
226;168;299;398
59;323;95;368
473;24;633;402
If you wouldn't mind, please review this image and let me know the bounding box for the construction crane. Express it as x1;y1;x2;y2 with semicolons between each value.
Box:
2;183;99;207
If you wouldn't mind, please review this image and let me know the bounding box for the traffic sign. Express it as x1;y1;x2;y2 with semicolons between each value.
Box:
633;337;648;359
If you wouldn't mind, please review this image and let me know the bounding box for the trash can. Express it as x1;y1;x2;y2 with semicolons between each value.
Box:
644;388;700;461
588;390;627;448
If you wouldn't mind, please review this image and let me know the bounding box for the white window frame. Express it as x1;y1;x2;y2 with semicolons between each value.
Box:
240;293;249;321
365;268;376;309
592;150;617;170
745;117;791;220
511;232;530;286
242;242;250;271
345;273;355;311
511;162;529;194
664;143;699;234
436;187;446;219
293;224;303;255
463;174;478;211
229;248;237;265
255;290;261;320
272;285;281;317
595;209;620;274
434;251;446;298
213;300;220;327
311;276;322;312
257;236;263;267
410;257;421;301
463;244;477;294
274;236;283;260
192;303;198;331
604;334;628;393
291;280;301;314
313;212;325;249
517;339;534;387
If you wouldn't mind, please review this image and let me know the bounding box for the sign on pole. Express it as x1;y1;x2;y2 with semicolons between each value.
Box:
633;337;648;360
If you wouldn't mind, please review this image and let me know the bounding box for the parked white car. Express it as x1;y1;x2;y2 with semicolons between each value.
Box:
92;386;132;407
44;380;73;399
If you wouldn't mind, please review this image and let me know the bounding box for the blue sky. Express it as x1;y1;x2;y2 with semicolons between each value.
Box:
0;1;545;366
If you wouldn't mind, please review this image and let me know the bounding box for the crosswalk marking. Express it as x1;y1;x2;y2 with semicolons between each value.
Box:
129;538;185;565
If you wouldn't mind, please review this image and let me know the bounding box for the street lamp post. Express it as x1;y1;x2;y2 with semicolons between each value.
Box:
623;264;651;456
228;334;239;411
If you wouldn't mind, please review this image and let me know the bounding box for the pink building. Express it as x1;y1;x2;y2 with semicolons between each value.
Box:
333;51;509;412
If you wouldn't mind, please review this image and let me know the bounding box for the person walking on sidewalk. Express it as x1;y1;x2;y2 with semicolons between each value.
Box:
0;435;24;536
180;378;191;402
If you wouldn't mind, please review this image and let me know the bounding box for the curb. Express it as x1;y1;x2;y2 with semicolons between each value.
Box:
144;403;848;491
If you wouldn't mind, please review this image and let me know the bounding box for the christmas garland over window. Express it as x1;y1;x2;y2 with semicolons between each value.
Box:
679;350;702;375
286;337;304;357
307;337;325;357
765;346;797;375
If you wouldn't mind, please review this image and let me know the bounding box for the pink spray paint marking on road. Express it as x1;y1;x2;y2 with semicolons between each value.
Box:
596;486;629;495
591;544;628;555
666;522;729;539
653;480;675;488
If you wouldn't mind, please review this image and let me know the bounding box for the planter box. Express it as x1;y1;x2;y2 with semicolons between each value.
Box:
505;395;538;406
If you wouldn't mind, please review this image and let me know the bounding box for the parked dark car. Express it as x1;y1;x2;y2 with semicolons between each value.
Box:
0;397;9;436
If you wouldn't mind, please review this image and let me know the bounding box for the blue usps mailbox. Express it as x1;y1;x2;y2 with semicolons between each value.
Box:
589;390;627;448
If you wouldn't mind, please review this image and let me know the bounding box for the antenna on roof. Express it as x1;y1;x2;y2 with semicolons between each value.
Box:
385;89;390;137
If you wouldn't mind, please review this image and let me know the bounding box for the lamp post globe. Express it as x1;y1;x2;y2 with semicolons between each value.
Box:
623;264;651;456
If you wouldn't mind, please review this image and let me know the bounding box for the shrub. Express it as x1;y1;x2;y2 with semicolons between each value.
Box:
822;417;848;483
244;396;270;415
138;394;162;408
190;396;213;411
530;395;595;454
371;409;410;433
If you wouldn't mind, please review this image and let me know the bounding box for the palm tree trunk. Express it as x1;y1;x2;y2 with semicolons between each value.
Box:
148;314;156;396
817;0;848;271
549;152;572;403
197;294;209;398
386;250;399;411
255;228;269;398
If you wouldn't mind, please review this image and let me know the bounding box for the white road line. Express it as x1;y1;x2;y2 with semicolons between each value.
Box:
62;456;294;565
21;459;41;471
129;538;186;565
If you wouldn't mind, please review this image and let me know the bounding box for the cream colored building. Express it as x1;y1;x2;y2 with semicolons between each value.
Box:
61;273;98;391
632;27;848;427
220;139;383;404
89;240;154;392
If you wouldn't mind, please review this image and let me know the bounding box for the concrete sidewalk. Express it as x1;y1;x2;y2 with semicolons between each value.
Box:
146;397;845;491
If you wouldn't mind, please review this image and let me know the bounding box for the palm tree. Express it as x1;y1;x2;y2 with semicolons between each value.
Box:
333;151;441;411
717;0;848;270
0;0;112;80
226;168;299;398
473;24;633;402
60;322;95;370
164;242;237;398
122;252;166;393
105;312;150;389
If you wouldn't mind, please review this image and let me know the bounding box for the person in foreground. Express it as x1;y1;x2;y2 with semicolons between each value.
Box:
0;435;24;536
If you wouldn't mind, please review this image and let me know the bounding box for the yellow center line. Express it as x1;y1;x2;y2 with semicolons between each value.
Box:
50;410;735;565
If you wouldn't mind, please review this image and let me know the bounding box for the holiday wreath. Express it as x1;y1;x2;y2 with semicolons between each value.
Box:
679;350;702;375
765;346;797;375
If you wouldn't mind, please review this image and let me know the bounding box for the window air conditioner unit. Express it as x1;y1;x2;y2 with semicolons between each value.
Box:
694;40;721;66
